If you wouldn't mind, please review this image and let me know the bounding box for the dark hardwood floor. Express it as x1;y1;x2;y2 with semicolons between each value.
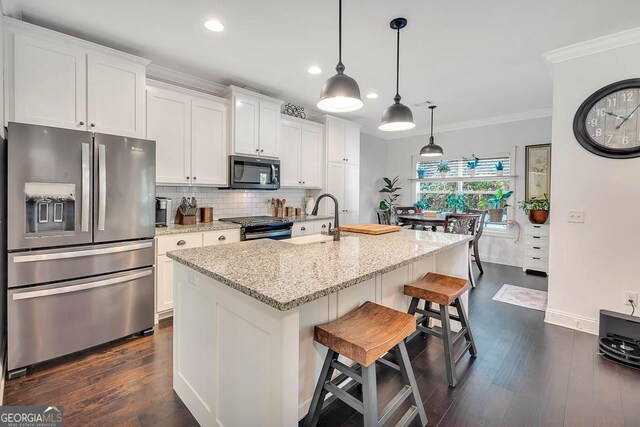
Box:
4;263;640;427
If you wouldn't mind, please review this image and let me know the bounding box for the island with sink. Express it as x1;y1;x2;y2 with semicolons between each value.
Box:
167;228;473;427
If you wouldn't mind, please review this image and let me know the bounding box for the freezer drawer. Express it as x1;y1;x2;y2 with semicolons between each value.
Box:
8;267;154;372
8;239;155;288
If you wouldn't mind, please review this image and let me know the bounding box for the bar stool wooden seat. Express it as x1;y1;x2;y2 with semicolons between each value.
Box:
304;301;428;427
404;273;478;387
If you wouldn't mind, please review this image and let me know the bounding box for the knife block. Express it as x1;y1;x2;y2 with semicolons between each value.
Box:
175;209;196;225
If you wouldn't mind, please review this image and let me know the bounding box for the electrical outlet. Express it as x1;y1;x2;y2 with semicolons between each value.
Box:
568;210;585;223
624;291;638;306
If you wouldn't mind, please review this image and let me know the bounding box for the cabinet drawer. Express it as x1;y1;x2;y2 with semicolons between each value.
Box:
292;223;313;237
525;245;549;257
524;255;548;272
525;235;549;246
203;229;241;246
525;225;549;237
157;233;202;255
314;221;332;234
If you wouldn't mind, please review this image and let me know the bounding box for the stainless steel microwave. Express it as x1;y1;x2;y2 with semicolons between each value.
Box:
228;155;280;190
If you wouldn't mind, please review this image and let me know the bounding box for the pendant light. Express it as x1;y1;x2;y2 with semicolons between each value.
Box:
317;0;363;113
379;18;415;131
420;105;444;156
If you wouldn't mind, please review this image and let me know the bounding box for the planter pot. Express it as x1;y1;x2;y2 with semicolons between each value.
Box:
488;208;504;223
416;208;423;214
529;210;549;224
440;172;447;178
469;169;476;177
496;170;503;176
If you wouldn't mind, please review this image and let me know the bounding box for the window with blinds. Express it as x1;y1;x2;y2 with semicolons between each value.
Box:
417;156;511;178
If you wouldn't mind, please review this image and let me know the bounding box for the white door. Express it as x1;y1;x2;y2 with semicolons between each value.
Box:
326;162;345;216
326;119;345;163
147;86;191;185
14;34;87;130
156;254;174;313
259;100;281;157
344;163;360;215
300;125;323;188
191;97;227;186
233;94;259;156
279;120;301;187
87;53;146;138
344;123;360;165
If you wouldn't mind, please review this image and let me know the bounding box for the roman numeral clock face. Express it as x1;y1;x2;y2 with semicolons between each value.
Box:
574;79;640;158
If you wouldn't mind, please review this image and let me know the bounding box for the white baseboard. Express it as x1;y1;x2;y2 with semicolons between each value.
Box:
544;309;598;335
478;253;523;268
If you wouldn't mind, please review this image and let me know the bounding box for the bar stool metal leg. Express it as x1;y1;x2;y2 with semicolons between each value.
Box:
304;350;338;427
395;340;428;426
454;298;478;357
361;364;378;427
439;304;457;387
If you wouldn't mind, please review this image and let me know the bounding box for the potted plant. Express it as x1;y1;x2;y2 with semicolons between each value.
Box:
478;188;514;223
446;193;469;213
467;158;479;177
518;194;550;224
495;161;504;177
437;160;450;178
414;200;427;213
417;166;428;179
379;176;401;220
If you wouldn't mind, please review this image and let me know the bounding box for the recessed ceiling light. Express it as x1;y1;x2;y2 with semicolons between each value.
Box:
204;19;224;32
366;93;378;99
308;66;322;75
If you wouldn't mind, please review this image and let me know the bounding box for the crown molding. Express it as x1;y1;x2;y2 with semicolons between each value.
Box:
146;64;227;95
1;0;22;18
370;108;552;141
544;26;640;65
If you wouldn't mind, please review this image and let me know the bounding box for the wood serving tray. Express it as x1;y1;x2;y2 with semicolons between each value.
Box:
338;224;401;235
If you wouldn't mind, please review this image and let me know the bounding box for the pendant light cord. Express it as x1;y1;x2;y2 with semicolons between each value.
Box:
395;26;400;101
430;107;434;138
337;0;343;70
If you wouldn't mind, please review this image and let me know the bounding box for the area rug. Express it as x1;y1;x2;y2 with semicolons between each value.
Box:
492;284;548;311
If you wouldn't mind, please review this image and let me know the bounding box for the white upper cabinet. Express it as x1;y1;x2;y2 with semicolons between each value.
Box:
191;97;227;186
344;163;360;213
222;86;282;158
147;85;191;185
147;81;228;186
8;21;149;137
87;53;146;137
325;115;360;164
14;34;87;130
279;117;324;189
233;94;260;156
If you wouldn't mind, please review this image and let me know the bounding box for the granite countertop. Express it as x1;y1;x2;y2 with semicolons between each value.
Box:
167;230;473;311
155;215;335;236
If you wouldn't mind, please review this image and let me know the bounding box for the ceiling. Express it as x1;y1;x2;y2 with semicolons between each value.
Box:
10;0;640;139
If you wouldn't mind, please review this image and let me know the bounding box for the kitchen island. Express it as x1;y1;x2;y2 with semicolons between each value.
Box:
167;229;473;427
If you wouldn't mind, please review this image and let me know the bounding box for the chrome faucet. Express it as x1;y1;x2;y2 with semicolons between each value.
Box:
311;193;340;241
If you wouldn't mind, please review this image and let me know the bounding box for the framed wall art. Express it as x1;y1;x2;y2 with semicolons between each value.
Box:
525;144;551;200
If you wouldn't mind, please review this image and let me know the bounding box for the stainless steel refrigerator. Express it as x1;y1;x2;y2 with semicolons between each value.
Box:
6;122;156;378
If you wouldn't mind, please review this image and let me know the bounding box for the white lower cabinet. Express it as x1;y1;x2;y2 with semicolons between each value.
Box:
155;229;240;321
523;224;549;274
292;220;333;237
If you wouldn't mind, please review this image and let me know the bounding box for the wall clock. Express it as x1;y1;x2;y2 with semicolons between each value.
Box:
573;78;640;159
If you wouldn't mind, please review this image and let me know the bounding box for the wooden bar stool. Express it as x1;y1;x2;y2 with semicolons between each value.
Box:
304;301;428;427
404;273;478;387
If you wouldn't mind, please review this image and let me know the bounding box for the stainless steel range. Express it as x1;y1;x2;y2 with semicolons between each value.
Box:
6;122;156;379
219;216;293;241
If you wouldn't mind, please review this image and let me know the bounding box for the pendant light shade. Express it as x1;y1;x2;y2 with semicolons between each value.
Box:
420;105;444;157
317;0;363;113
379;18;415;131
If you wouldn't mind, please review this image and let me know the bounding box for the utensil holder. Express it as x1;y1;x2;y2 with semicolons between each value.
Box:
285;207;292;217
200;207;213;223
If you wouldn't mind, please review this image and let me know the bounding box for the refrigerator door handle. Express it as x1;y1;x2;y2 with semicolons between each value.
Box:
12;269;152;300
81;142;90;232
12;241;153;263
98;144;106;231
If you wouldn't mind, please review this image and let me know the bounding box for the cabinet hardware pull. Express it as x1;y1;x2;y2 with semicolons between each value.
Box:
533;257;541;260
90;123;95;128
177;240;186;246
218;235;226;241
533;246;540;249
79;121;85;126
532;236;540;239
301;227;306;231
322;224;326;228
186;176;190;180
193;177;197;180
260;149;264;153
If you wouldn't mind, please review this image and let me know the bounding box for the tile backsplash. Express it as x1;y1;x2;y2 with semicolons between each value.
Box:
156;186;310;222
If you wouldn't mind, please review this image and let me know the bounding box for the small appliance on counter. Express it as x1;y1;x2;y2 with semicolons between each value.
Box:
598;309;640;369
155;197;172;227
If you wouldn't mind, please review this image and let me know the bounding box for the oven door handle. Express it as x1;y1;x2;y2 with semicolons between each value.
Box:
244;229;291;240
12;269;152;300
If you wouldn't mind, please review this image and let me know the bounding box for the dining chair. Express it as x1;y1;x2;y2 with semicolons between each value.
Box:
467;209;487;274
394;206;416;228
444;213;480;287
375;208;391;225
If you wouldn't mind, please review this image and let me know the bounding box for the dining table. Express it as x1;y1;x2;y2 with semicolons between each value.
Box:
396;212;450;232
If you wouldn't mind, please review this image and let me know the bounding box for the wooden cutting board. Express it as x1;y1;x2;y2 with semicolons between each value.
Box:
338;224;401;235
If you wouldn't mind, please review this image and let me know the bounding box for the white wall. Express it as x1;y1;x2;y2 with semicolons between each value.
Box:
359;133;388;223
382;117;552;267
546;39;640;334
